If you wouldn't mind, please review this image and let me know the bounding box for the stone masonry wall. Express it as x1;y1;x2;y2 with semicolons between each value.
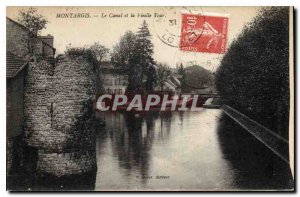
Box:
24;55;97;177
31;38;55;58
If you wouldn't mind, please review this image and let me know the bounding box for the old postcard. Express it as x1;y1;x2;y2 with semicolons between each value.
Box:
6;6;294;191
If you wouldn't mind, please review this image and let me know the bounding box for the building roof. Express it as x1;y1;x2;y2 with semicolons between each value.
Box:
169;75;181;87
6;17;29;32
6;52;28;78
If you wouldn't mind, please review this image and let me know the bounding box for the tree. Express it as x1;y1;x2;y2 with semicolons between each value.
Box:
215;7;289;137
177;65;214;93
89;42;109;63
112;21;157;93
157;63;172;90
135;20;156;92
177;63;185;76
176;63;186;89
18;7;49;35
111;31;142;91
65;45;99;75
184;65;214;89
111;31;136;71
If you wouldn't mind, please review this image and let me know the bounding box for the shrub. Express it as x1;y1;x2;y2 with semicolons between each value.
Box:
215;7;290;138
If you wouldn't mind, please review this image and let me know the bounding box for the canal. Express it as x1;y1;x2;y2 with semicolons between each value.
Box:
7;109;293;191
94;109;294;190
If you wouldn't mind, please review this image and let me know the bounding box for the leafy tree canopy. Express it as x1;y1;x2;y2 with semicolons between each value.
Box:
90;42;109;62
18;7;49;35
156;63;172;90
215;7;289;136
111;21;157;92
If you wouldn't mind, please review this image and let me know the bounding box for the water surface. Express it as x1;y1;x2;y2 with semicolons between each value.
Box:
94;109;293;190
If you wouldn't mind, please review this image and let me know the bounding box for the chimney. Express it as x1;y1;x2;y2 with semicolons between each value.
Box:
38;34;54;47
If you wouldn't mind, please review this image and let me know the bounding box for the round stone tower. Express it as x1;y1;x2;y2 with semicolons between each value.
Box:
24;55;97;178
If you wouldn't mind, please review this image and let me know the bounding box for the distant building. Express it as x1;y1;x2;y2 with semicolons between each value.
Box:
99;62;128;94
155;75;181;95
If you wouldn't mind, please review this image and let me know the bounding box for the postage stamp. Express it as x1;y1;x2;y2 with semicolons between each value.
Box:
180;13;229;54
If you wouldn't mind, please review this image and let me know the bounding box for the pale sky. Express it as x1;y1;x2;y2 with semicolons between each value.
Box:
7;6;261;71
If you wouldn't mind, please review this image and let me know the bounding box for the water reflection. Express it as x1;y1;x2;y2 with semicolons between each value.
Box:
216;114;294;189
95;110;293;190
96;111;168;188
8;110;293;190
95;110;237;190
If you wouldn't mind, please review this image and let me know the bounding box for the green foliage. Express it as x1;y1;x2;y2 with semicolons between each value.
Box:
215;7;290;137
176;63;186;89
177;64;214;93
111;31;137;71
157;63;172;90
177;63;185;76
184;65;214;90
17;7;49;35
66;45;98;68
65;45;100;82
111;31;142;91
111;21;157;92
65;45;106;95
136;21;156;91
89;42;109;62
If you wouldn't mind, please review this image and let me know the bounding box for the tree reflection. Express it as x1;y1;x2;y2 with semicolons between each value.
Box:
216;113;294;189
97;111;173;184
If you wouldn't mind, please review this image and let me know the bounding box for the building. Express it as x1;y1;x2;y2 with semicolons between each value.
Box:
6;17;56;174
6;17;55;58
155;75;182;95
99;62;128;94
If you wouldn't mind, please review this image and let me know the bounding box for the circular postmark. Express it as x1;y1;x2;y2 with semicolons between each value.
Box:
153;7;206;48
